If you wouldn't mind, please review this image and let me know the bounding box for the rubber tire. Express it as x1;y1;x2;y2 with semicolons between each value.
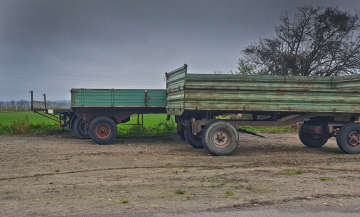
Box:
201;121;239;156
72;117;90;139
176;123;185;140
184;127;204;148
299;124;329;148
336;123;360;154
89;116;117;145
177;128;186;140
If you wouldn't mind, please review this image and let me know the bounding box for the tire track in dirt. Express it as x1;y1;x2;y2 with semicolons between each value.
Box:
217;193;360;210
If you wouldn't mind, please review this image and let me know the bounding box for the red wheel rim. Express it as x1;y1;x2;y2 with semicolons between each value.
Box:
95;123;111;139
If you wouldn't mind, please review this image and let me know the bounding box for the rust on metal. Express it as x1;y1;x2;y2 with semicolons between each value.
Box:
347;131;360;148
212;130;231;148
95;123;111;139
165;65;360;116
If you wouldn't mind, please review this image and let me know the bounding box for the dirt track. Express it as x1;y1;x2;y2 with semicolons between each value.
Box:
1;133;360;216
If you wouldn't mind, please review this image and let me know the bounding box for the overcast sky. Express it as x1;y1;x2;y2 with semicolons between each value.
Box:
0;0;359;101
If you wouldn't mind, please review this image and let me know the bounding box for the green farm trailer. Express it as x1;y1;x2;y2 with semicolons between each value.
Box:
31;64;360;155
31;89;167;144
166;65;360;155
67;89;167;144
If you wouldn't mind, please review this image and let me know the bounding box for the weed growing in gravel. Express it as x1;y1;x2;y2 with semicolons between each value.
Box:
319;177;334;181
340;194;351;198
285;170;305;176
174;189;186;195
55;170;60;173
225;191;234;198
121;200;129;203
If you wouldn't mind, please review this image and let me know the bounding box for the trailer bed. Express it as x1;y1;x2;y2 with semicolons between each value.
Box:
71;89;166;108
166;65;360;116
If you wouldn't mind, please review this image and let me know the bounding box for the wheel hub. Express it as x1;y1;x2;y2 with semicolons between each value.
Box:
216;133;225;142
212;130;231;148
95;123;111;139
348;131;360;148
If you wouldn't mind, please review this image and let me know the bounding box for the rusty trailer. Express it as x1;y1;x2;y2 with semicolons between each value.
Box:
166;64;360;155
31;89;167;144
30;64;360;156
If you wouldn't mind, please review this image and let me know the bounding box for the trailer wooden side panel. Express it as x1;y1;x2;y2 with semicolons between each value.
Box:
166;65;360;116
71;89;166;108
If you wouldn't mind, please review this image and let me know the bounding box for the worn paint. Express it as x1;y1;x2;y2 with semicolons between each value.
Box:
71;89;166;107
166;65;360;116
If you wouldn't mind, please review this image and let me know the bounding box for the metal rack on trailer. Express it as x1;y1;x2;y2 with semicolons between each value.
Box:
29;90;68;124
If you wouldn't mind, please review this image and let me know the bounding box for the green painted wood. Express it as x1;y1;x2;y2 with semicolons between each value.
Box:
71;89;166;107
166;65;360;116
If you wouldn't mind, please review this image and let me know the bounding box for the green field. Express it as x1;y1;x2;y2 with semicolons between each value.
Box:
0;112;297;136
0;112;176;136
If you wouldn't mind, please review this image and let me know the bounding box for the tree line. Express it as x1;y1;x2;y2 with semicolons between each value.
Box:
0;100;70;108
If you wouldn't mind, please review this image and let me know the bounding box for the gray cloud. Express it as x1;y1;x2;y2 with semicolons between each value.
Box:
0;0;359;101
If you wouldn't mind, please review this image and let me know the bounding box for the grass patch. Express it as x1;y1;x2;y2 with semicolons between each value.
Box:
0;112;68;135
340;194;351;198
0;112;175;137
10;115;30;134
319;177;334;182
121;200;129;204
0;112;299;136
55;170;60;173
225;191;234;198
117;114;176;138
284;170;305;176
239;126;298;133
174;189;186;195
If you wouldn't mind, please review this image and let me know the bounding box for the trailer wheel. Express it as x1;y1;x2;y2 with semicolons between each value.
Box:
89;116;117;145
72;117;90;139
202;121;239;156
336;123;360;154
177;128;185;140
299;124;329;148
184;127;203;148
177;124;185;140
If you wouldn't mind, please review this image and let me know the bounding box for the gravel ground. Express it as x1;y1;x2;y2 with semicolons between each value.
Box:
1;132;360;216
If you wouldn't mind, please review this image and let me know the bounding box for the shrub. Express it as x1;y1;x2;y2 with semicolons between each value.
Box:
10;115;30;134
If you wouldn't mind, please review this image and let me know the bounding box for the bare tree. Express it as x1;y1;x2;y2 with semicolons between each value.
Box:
241;5;360;76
